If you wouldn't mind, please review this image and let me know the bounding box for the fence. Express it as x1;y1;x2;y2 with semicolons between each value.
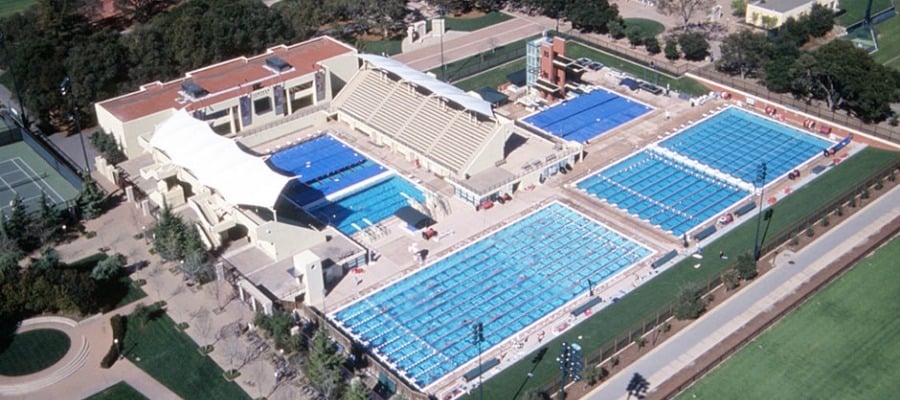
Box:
691;67;900;144
553;31;693;77
660;211;900;399
19;127;84;191
445;46;527;83
535;159;900;398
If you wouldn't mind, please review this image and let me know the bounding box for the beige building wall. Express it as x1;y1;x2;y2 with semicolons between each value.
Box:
745;0;838;29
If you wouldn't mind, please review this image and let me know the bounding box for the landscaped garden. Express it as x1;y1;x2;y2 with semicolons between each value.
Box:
678;236;900;400
86;381;148;400
121;307;249;400
0;328;70;376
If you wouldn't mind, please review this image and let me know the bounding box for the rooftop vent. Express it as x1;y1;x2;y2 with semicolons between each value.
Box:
266;56;292;72
181;80;208;99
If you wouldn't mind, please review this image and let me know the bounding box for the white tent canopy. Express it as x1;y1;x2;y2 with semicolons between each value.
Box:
358;53;494;118
149;110;291;208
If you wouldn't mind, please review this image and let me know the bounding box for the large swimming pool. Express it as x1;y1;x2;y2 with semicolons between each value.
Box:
577;107;831;237
332;202;651;387
523;89;652;143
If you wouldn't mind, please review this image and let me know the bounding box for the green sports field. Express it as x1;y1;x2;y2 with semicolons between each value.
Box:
678;236;900;400
872;15;900;71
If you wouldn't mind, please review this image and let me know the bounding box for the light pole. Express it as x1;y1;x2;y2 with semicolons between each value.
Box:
556;341;583;399
59;76;91;175
439;6;446;82
0;27;27;128
113;338;122;359
752;163;768;260
472;322;485;400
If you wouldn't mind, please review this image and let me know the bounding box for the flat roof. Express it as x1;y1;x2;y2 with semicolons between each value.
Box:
98;36;355;122
750;0;815;13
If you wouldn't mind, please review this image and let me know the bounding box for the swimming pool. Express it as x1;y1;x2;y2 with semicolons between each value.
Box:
333;202;651;387
577;107;830;237
269;134;386;205
577;150;750;236
659;108;831;184
523;89;652;143
307;175;425;234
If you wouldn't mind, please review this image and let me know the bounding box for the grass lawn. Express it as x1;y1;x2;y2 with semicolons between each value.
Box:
565;42;709;96
837;0;895;26
0;0;34;18
465;147;900;399
85;381;149;400
122;310;249;399
454;59;526;92
114;276;148;309
446;11;512;32
678;237;900;400
872;15;900;71
624;18;666;38
0;329;70;376
360;38;403;56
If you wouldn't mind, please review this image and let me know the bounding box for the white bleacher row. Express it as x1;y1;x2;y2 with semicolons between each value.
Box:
338;69;497;174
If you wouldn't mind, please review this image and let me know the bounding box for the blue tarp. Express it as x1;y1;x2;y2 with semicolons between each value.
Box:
620;78;639;90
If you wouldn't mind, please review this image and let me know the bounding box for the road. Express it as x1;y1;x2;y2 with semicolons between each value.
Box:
584;185;900;400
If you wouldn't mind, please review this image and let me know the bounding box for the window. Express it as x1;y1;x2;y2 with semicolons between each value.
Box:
253;97;272;115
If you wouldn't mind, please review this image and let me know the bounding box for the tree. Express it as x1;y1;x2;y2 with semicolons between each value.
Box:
735;252;758;280
764;42;801;92
673;285;705;320
805;3;834;37
723;268;741;290
730;0;746;16
677;31;709;61
716;29;770;79
91;253;125;281
114;0;176;23
565;0;621;34
89;130;126;165
3;196;37;252
37;192;65;244
644;36;661;54
193;307;215;351
664;38;680;60
657;0;714;26
626;25;644;47
303;328;347;400
77;176;106;220
344;380;370;400
31;247;61;270
608;19;625;39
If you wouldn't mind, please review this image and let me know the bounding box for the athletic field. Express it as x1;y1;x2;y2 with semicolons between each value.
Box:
678;236;900;400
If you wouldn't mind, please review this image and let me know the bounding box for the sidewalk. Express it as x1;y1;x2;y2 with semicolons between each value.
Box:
584;185;900;400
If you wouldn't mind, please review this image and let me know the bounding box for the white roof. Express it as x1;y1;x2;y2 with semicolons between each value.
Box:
150;110;291;208
358;53;494;118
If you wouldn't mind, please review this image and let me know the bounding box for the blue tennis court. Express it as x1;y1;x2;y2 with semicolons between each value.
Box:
659;108;831;184
523;89;652;143
332;202;652;387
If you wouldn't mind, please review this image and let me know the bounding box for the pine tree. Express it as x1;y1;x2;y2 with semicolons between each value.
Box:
37;192;64;244
303;328;347;400
77;176;105;220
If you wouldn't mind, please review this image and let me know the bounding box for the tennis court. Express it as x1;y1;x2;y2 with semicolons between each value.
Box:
0;141;79;214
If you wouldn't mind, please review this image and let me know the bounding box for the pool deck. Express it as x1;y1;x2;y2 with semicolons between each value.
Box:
242;82;859;398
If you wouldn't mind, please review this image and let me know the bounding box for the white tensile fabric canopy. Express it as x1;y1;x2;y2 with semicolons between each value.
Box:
358;53;494;118
149;110;291;208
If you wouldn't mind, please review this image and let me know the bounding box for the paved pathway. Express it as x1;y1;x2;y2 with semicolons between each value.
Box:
584;185;900;400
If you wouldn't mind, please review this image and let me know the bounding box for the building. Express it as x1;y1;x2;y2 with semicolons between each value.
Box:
745;0;838;29
95;36;358;159
525;34;584;102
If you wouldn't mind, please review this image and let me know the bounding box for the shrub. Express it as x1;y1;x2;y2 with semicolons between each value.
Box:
849;197;857;208
634;337;647;348
875;178;884;190
861;187;870;199
805;227;815;237
111;314;127;342
835;205;843;217
723;268;741;290
100;344;119;368
664;39;680;60
644;37;661;54
660;321;672;333
735;253;758;280
673;285;705;320
85;231;97;239
705;293;715;303
610;355;619;367
890;115;898;127
821;216;830;227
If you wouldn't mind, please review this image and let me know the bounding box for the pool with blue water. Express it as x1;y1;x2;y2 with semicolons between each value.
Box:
523;89;652;143
333;202;651;387
577;107;831;237
659;107;831;184
270;134;425;234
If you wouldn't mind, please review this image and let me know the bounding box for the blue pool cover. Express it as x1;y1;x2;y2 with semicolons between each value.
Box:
523;89;652;143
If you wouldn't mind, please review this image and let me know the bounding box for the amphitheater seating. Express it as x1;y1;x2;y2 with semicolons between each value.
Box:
338;69;499;174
